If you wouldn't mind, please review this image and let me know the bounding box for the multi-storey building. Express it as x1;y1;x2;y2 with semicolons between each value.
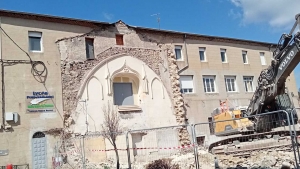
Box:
0;9;298;168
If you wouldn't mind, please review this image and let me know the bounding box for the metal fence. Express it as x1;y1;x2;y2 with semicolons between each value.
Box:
0;164;29;169
193;110;298;169
54;110;300;169
126;125;195;169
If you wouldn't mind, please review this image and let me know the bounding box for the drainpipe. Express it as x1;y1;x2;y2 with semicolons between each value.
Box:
178;34;189;74
0;17;2;60
0;17;4;130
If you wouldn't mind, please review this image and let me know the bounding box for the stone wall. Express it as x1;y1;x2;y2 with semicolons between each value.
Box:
60;46;166;126
57;25;191;145
166;47;190;145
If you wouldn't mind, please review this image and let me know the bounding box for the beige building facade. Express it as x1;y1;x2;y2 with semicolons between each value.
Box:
0;9;298;168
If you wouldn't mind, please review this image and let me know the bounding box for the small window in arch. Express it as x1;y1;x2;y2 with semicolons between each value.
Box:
33;132;45;138
116;34;124;45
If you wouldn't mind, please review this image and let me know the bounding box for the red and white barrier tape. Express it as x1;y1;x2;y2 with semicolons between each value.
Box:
60;144;196;155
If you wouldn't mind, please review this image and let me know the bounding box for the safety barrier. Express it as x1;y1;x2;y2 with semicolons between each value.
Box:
126;124;195;169
54;110;299;169
193;110;298;169
0;164;29;169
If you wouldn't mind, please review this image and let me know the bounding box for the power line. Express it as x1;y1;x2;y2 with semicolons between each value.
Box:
0;26;32;61
0;26;64;127
0;26;47;83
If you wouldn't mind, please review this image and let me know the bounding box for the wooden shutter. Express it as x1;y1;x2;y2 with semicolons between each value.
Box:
116;34;124;45
85;38;94;59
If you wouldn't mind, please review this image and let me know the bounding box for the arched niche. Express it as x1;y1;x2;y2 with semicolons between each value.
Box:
151;77;165;99
86;76;104;100
112;72;140;106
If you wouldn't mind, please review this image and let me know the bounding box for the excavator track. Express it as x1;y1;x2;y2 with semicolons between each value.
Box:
209;129;300;155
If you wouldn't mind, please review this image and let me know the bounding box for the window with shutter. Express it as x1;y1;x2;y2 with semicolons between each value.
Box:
179;75;194;93
199;47;206;61
28;31;42;52
260;52;266;65
242;51;248;64
116;34;124;45
85;38;94;60
175;45;183;60
220;49;227;63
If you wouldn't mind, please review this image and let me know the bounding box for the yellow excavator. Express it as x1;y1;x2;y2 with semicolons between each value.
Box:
212;99;254;136
208;14;300;155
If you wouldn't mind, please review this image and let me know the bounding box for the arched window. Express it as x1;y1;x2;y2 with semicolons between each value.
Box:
112;73;139;106
32;131;45;138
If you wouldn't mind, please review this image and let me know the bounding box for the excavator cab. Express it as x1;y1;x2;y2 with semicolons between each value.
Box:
212;99;254;136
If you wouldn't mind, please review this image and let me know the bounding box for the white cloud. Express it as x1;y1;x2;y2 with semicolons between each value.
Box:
228;9;241;20
230;0;300;30
103;12;113;21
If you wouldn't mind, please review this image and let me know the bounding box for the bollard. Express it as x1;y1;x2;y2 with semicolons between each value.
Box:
6;164;12;169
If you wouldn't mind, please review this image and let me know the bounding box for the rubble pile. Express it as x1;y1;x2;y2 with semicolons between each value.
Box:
59;142;114;169
217;148;296;169
132;147;296;169
60;144;297;169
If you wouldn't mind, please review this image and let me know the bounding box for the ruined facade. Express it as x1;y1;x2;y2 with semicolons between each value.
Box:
0;9;299;168
57;21;191;146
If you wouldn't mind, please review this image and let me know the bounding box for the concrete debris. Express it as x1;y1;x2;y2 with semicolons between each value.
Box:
59;145;297;169
217;148;296;169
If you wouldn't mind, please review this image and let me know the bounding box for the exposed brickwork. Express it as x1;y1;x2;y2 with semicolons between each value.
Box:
96;47;162;75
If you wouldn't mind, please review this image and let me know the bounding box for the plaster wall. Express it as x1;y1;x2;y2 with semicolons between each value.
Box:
72;55;175;134
180;39;298;125
0;16;92;167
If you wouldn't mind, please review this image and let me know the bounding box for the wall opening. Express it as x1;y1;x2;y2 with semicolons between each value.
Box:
112;74;139;106
85;38;95;60
115;34;124;45
196;136;205;146
32;132;47;169
208;117;215;134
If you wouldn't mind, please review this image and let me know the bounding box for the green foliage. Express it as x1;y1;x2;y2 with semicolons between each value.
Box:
103;166;110;169
146;158;179;169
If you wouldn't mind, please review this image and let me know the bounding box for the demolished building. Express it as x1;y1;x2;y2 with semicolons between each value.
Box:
0;9;298;168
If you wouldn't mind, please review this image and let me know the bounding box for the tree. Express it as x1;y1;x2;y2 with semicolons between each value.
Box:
101;101;123;169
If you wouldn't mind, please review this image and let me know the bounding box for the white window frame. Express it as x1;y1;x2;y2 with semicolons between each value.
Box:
175;45;183;61
260;52;266;65
242;50;248;64
225;76;237;92
28;31;43;52
179;75;194;94
243;76;254;92
203;75;217;93
220;49;227;63
199;47;206;62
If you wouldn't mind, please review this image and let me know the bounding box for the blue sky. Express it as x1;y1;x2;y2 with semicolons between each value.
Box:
1;0;300;89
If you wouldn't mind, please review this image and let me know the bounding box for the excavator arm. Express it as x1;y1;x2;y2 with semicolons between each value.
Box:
247;14;300;117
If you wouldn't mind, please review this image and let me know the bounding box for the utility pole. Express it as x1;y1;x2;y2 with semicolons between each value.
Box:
1;60;4;129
